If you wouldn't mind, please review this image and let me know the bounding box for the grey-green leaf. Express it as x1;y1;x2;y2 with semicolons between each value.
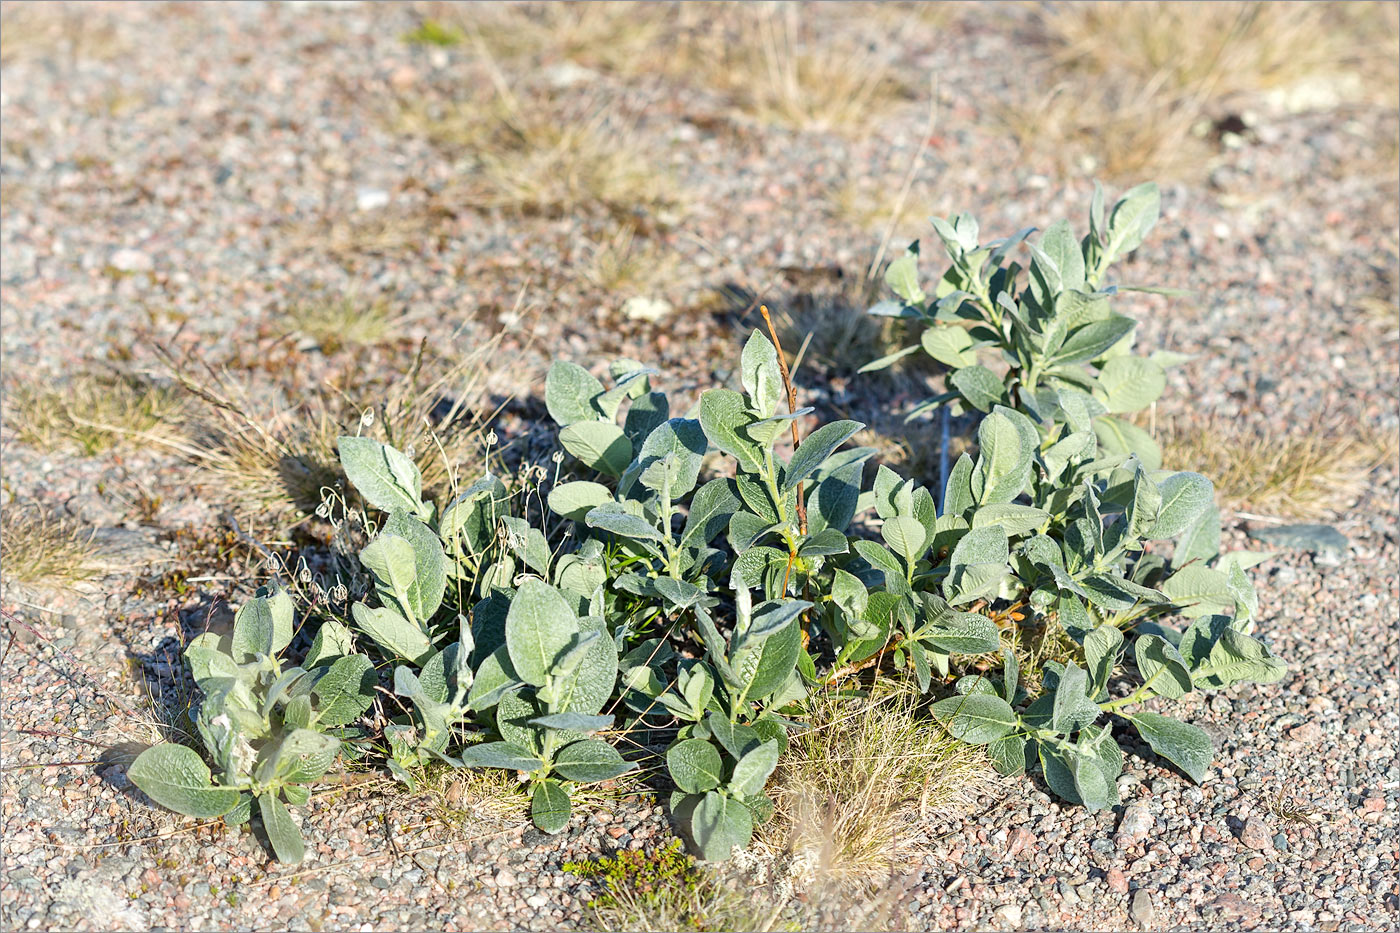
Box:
128;744;242;819
350;603;432;666
950;365;1005;412
729;740;781;797
258;794;305;864
929;694;1017;745
783;420;863;493
690;790;755;862
1147;472;1214;540
553;739;634;783
458;741;542;771
505;580;580;688
1130;712;1213;783
545;361;605;427
1135;634;1193;699
531;781;572;834
548;481;614;522
559;421;633;477
337;436;427;519
667;738;724;794
698;389;765;473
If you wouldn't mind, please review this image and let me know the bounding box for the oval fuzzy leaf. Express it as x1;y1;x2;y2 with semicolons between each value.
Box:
258;794;305;864
1050;662;1102;733
1096;355;1165;414
1051;314;1135;366
458;741;542;772
636;418;708;497
1134;634;1193;699
667;738;724;794
506;580;581;687
729;740;780;797
559;421;633;477
972;410;1031;505
929;694;1017;745
1146;472;1214;540
1106;181;1160;258
547;481;614;522
531;781;572;834
971;503;1050;537
337;436;426;518
741;330;784;419
1129;711;1213;783
553;738;634;783
584;503;663;542
545;360;605;427
698;388;765;473
381;511;448;623
350;602;432;666
782;420;864;493
530;713;614;733
921;325;977;367
690;790;754;862
921;610;1000;655
881;514;927;568
311;654;375;727
128;744;242;819
949;365;1005;412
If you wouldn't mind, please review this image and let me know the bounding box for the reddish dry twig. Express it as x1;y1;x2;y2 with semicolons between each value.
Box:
758;304;814;647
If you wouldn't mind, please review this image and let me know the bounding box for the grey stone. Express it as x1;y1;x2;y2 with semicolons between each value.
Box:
1248;523;1350;558
108;248;153;273
1130;888;1156;926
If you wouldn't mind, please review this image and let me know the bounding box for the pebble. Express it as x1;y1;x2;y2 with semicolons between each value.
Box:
991;903;1022;928
1117;801;1154;844
107;248;153;272
1130;889;1155;926
1239;816;1274;851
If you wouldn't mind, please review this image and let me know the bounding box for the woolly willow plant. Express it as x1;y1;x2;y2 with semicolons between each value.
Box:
130;184;1285;862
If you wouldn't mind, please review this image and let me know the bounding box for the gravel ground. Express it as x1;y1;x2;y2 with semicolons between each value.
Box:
2;2;1397;931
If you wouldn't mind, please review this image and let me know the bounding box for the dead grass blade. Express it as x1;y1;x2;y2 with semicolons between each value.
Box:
2;369;189;456
762;681;994;886
0;505;100;588
1006;1;1400;179
1159;413;1396;520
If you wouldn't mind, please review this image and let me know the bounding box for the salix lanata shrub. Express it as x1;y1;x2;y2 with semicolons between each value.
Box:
130;183;1285;863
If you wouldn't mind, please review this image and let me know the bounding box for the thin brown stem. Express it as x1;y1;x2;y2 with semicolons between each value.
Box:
759;304;807;535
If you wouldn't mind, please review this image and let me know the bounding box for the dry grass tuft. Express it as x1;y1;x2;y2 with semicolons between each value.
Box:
161;336;506;520
2;370;188;455
399;86;679;222
0;2;127;65
696;4;912;133
1006;1;1400;179
416;763;532;827
283;293;406;354
283;205;454;260
0;505;99;588
582;224;678;299
421;1;674;75
762;681;993;886
1159;414;1397;520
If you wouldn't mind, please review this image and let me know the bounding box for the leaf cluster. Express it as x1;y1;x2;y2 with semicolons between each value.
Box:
128;587;376;863
129;183;1288;863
